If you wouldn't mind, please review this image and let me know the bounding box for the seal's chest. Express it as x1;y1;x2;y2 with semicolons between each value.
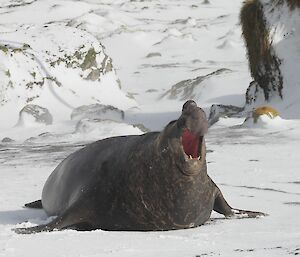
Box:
127;179;213;229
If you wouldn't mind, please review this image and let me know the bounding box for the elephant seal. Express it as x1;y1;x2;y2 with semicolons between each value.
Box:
15;100;264;234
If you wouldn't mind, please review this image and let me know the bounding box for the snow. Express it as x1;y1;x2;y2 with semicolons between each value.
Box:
0;0;300;257
242;114;295;129
0;22;135;129
74;119;143;140
1;117;299;257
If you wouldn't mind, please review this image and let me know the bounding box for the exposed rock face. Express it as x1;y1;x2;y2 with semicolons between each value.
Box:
71;104;124;122
17;104;53;126
208;104;244;126
1;137;14;143
160;69;232;100
49;45;113;82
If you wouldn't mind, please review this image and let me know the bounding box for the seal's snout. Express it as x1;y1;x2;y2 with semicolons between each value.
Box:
182;100;197;112
178;100;208;161
181;100;208;136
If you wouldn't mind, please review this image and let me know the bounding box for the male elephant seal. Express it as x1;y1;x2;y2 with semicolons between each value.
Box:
15;100;264;234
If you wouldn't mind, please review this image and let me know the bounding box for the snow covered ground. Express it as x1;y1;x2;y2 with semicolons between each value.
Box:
0;0;299;256
1;117;299;257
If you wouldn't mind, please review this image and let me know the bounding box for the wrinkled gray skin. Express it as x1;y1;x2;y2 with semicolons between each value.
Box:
15;100;265;234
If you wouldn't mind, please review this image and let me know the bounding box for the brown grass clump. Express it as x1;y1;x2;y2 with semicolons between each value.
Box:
240;0;269;74
286;0;300;9
287;0;300;9
240;0;283;101
253;106;279;122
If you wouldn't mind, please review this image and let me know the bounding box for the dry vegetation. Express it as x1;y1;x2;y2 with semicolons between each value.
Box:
240;0;283;101
253;106;279;122
240;0;269;78
286;0;300;9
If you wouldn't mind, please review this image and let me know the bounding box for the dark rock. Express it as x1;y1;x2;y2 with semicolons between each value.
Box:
1;137;14;143
208;104;244;126
71;104;124;122
160;69;231;100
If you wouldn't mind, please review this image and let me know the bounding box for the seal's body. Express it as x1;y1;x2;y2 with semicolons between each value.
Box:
16;100;264;234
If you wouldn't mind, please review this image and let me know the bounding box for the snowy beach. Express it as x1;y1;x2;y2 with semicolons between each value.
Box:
0;0;299;256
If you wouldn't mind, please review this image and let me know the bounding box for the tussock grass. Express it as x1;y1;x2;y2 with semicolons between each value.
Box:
240;0;269;79
287;0;300;9
253;106;279;122
240;0;283;101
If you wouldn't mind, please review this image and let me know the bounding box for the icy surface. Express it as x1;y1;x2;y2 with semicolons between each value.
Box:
0;0;299;257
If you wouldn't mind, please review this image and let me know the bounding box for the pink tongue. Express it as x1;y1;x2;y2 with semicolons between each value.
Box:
182;128;199;158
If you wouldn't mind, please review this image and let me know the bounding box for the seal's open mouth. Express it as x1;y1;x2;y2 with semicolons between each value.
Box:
181;128;202;160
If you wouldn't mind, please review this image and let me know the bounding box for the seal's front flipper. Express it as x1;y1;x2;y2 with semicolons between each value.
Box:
213;187;267;218
213;189;233;217
24;200;42;209
231;209;267;218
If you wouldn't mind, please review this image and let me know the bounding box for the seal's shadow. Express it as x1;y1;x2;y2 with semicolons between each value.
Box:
0;208;47;225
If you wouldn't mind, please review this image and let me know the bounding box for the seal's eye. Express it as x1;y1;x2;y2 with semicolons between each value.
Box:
181;128;202;160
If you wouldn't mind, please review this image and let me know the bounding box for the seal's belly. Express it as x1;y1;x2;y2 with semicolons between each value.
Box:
99;183;215;231
102;201;214;231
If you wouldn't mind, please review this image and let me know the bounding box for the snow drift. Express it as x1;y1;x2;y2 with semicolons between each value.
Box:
0;24;135;128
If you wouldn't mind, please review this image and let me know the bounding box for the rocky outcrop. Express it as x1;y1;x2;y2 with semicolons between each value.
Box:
71;104;124;122
208;104;244;126
1;137;14;143
17;104;53;126
160;69;232;100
